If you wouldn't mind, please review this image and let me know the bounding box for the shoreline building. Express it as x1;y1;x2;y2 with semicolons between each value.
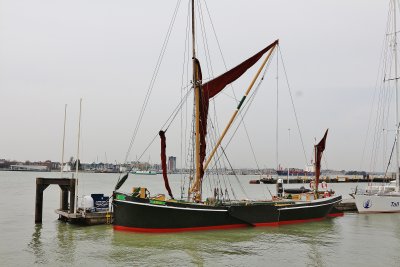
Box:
168;156;176;173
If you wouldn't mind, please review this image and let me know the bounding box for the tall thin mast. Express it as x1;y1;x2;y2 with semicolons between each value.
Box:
61;104;67;178
276;50;279;171
192;0;202;200
393;0;400;188
74;98;82;213
314;142;318;196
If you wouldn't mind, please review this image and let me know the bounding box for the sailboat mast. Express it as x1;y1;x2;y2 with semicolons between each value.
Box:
314;142;318;195
74;98;82;213
61;104;67;178
394;0;400;191
192;0;202;200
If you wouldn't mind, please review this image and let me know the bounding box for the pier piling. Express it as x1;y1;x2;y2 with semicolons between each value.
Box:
35;178;76;224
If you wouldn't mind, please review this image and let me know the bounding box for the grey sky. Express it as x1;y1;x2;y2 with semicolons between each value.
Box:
0;1;389;171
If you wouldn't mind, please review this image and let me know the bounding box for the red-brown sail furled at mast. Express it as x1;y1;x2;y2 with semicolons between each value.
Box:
193;58;207;180
198;40;279;180
159;130;174;199
315;129;328;191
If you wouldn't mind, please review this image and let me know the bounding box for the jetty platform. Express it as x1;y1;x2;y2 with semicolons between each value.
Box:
257;176;393;184
35;177;112;226
55;209;113;225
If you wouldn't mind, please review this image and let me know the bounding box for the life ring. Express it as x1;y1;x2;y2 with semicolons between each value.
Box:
323;191;330;198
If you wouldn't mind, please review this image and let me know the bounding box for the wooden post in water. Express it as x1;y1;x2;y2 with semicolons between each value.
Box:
60;186;69;211
35;178;49;223
35;177;76;224
69;178;76;214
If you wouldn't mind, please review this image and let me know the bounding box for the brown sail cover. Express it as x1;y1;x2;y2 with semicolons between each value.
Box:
159;130;174;199
198;40;279;180
315;129;328;189
193;58;207;181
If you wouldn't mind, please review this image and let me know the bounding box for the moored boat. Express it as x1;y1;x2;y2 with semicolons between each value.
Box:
275;130;344;217
113;191;341;232
112;0;341;232
355;0;400;213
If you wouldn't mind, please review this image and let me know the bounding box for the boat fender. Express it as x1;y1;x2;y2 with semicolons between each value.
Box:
321;181;327;189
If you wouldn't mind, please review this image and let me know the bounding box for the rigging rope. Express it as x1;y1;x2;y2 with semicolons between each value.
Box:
200;0;269;199
368;6;397;173
117;86;193;185
278;47;309;166
122;0;182;166
205;55;275;198
360;4;393;171
180;1;192;199
212;55;274;162
384;123;400;176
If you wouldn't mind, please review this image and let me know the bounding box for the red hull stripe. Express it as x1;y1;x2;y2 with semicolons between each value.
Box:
114;217;333;233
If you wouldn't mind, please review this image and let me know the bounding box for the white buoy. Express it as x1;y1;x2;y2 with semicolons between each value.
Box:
81;195;94;211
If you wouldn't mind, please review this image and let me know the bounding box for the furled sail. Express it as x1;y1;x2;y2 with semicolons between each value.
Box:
115;173;129;191
198;40;279;181
159;130;174;199
315;129;328;190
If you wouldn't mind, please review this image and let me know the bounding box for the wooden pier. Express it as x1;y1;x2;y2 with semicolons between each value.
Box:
257;176;394;184
55;209;113;225
35;177;76;223
35;177;113;225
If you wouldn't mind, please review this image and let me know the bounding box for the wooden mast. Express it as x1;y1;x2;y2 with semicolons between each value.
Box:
314;141;318;198
192;0;202;201
60;104;67;178
74;98;82;213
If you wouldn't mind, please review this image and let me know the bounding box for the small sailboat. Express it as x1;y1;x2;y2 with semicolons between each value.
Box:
355;0;400;213
278;130;343;216
112;0;341;232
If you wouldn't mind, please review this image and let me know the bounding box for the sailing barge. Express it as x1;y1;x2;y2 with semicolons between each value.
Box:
113;193;341;232
112;0;341;232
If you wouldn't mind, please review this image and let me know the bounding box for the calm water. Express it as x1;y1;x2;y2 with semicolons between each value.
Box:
1;171;399;266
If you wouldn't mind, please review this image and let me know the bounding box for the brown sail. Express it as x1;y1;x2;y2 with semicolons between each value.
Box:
315;129;329;191
202;40;279;99
159;130;174;199
198;40;279;181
